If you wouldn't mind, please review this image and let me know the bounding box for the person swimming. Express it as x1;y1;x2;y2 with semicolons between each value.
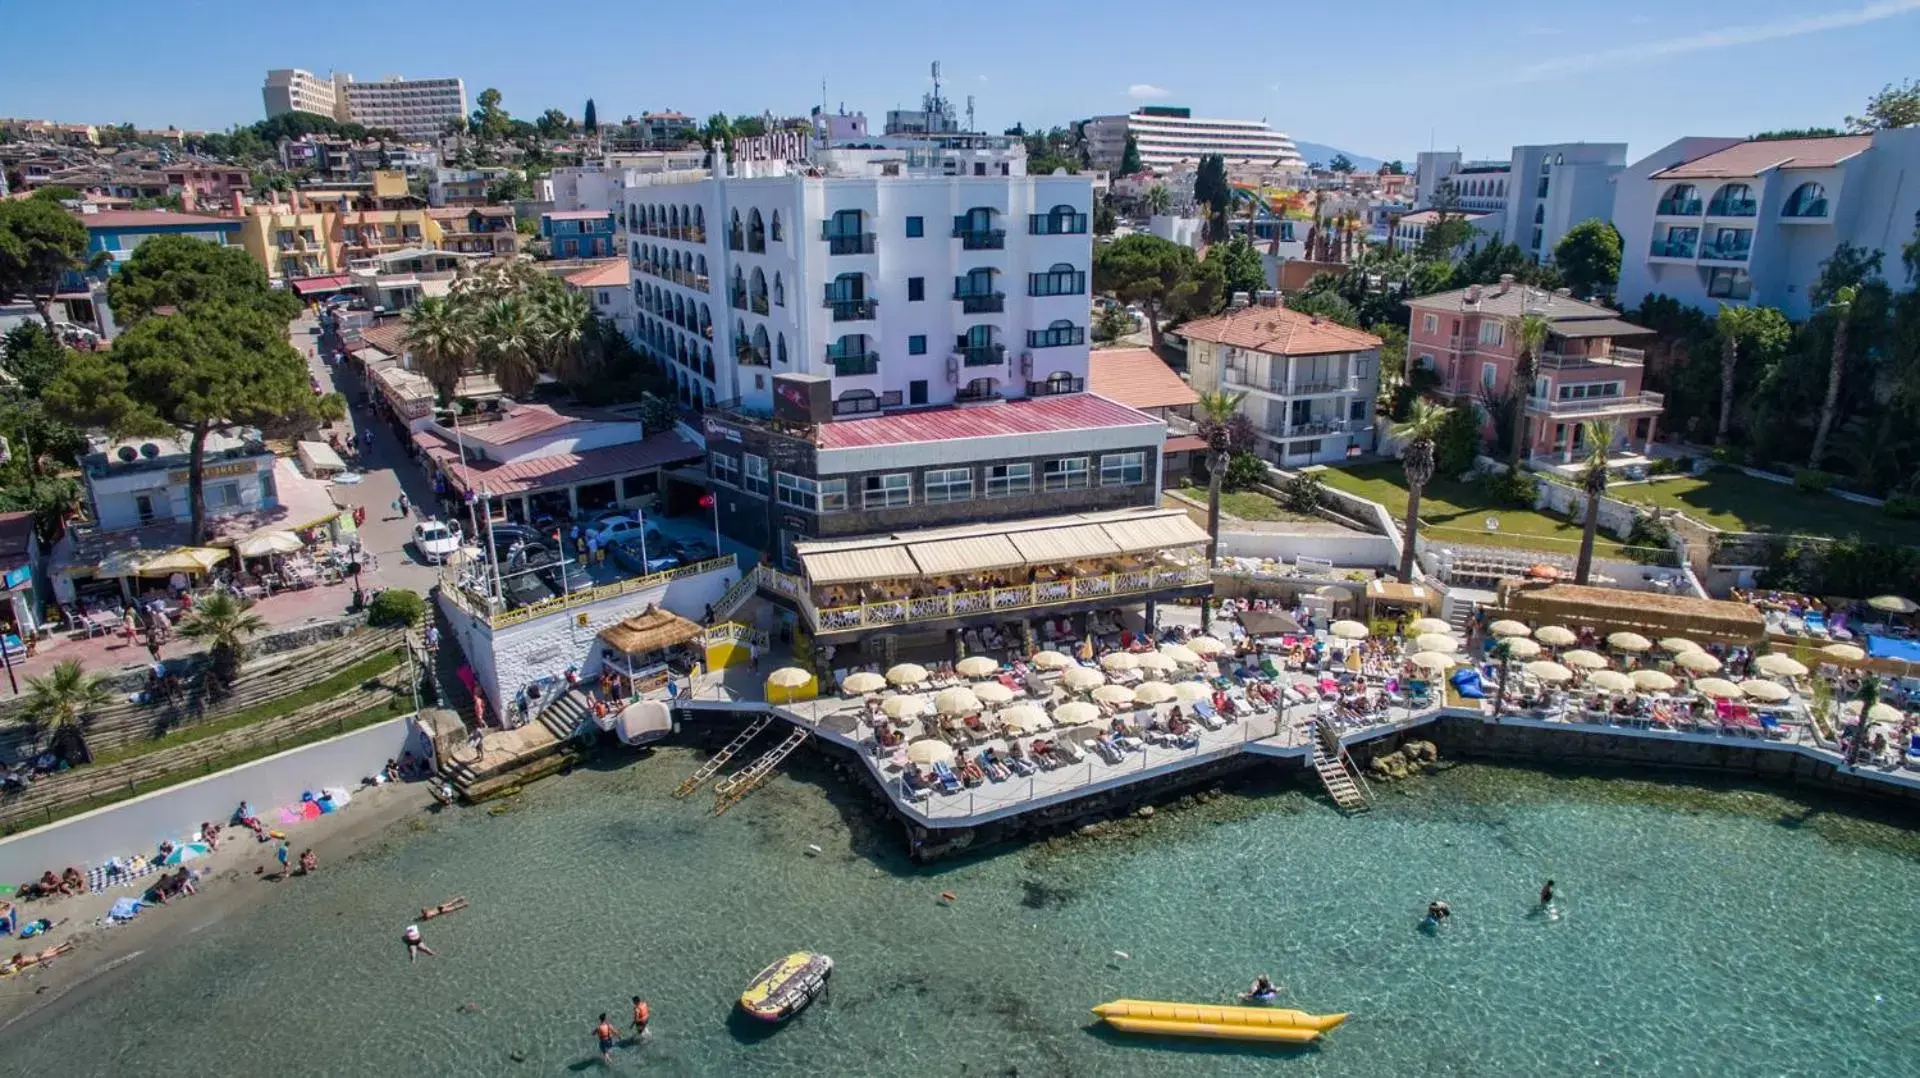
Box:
1539;880;1556;906
1427;900;1452;922
1242;974;1278;1001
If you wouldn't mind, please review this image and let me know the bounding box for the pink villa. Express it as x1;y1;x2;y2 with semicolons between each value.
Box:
1405;276;1662;465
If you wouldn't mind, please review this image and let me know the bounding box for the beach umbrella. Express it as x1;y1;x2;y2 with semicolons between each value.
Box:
1159;643;1201;667
999;705;1049;734
1409;651;1454;673
1587;670;1635;693
1607;631;1652;653
1099;651;1139;672
1693;677;1742;699
955;655;999;678
1869;595;1918;614
1843;700;1905;724
235;531;304;558
1822;643;1866;662
1173;681;1212;703
1739;679;1791;702
161;841;211;865
1524;660;1573;683
1062;666;1106;692
1676;650;1722;673
935;687;982;716
1534;625;1578;647
1631;669;1678;692
907;739;955;766
1134;651;1177;672
1659;636;1703;654
881;694;928;720
1053;701;1100;727
1753;653;1809;678
1498;638;1542;659
1133;681;1177;705
1410;617;1452;635
1330;620;1369;640
1561;649;1609;670
767;667;812;689
1415;633;1458;654
1092;684;1136;706
137;546;229;577
1031;650;1072;670
1489;620;1532;638
886;663;929;687
1185;635;1227;657
971;681;1016;705
842;671;886;694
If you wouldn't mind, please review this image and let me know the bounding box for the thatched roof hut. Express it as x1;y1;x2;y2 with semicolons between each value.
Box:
1495;580;1765;645
598;605;704;655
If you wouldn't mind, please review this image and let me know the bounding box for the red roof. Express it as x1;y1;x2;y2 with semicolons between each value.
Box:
816;393;1158;451
358;321;409;355
1163;435;1207;454
460;403;637;448
289;274;352;294
1088;348;1198;411
74;209;237;230
566;261;630;289
443;431;704;496
1178;303;1382;357
1654;135;1872;180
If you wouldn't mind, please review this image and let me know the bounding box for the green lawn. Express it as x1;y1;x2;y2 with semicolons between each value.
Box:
1172;484;1318;523
1610;470;1920;544
1320;461;1634;560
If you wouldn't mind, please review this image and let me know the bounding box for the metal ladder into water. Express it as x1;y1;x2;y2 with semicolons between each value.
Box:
674;716;774;798
712;727;811;816
1311;722;1372;813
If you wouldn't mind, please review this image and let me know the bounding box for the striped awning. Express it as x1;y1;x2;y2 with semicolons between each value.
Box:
1007;523;1121;564
801;545;919;586
1102;512;1210;553
907;534;1025;576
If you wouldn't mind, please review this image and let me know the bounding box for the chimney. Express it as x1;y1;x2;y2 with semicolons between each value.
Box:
1229;291;1251;309
1256;289;1280;307
229;188;246;218
1497;273;1515;295
1465;283;1482;304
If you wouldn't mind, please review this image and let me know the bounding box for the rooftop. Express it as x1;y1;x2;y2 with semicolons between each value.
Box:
437;429;704;496
565;261;630;290
1396;209;1493;225
1407;282;1629;323
0;511;35;569
73;209;238;230
1087;348;1199;411
459;402;639;448
1177;302;1383;357
543;209;613;221
795;506;1209;584
1652;135;1873;180
813;394;1160;451
357;320;409;355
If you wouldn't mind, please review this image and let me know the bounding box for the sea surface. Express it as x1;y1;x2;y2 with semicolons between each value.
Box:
11;751;1920;1077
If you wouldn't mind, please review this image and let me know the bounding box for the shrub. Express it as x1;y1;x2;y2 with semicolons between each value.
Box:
1884;495;1920;519
1222;451;1268;492
1793;469;1836;494
1281;471;1324;514
1648;456;1688;477
368;588;427;628
1433;407;1484;478
1710;445;1742;466
1625;513;1675;564
1482;469;1537;509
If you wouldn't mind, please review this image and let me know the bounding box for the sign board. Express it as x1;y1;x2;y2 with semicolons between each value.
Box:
772;373;830;426
168;460;259;483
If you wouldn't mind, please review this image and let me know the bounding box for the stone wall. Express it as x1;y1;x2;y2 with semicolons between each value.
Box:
1216;527;1400;569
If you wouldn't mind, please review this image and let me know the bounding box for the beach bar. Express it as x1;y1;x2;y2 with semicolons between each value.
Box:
1496;580;1766;646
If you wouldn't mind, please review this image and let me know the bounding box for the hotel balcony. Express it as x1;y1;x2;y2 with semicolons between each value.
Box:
1261;417;1363;439
1781;198;1830;221
1698;245;1752;263
1538;346;1645;370
953;227;1007;250
960;343;1007;367
1656;198;1703;216
1224;371;1359;397
1649;238;1696;259
827;351;880;377
833;389;901;416
1028;212;1088;235
735;340;771;367
1525;390;1664;418
821;225;877;255
1706;198;1757;217
956;291;1006;314
1025;376;1085;397
825;297;878;322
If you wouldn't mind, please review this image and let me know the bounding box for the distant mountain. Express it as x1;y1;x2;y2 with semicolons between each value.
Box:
1291;141;1386;173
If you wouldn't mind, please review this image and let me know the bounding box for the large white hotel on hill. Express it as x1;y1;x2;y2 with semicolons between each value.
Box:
1083;107;1305;173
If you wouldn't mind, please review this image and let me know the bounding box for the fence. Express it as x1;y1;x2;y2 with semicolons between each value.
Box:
810;564;1213;633
443;555;739;629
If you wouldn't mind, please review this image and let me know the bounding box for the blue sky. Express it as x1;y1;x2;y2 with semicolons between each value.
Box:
3;0;1915;163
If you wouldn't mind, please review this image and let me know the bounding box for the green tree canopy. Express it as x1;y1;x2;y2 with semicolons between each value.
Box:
1193;155;1231;242
106;235;297;327
1092;234;1221;348
1120;133;1142;175
1328;153;1355;173
1847;79;1920;131
1552;219;1623;299
0;198;90;332
1414;212;1476;262
583;98;598;133
1205;236;1267;300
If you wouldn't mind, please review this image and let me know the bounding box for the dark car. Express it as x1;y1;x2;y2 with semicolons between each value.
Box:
539;556;596;595
482;522;554;564
500;571;556;609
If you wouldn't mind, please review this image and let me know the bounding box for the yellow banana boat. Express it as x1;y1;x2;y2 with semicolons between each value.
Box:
1091;999;1349;1044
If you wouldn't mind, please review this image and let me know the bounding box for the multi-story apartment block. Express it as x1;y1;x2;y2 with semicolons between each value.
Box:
1084;107;1305;173
1386;209;1497;255
1614;130;1920;321
262;69;341;121
239;201;446;284
339;75;468;142
427;206;519;258
1406;277;1662;462
160;165;250;214
1181;293;1383;467
1412;143;1626;267
428;167;516;207
541;210;617;259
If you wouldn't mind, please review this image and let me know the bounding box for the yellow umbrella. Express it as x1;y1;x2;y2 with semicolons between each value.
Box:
234;531;304;558
1408;651;1453;672
1062;666;1106;692
881;694;928;720
935;687;983;716
1099;651;1139;672
767;667;812;689
1415;633;1458;654
1053;701;1100;726
1091;684;1136;706
1631;669;1678;692
1660;636;1703;654
1159;643;1201;667
1739;679;1791;702
1607;631;1652;653
1133;681;1177;705
1330;620;1369;640
1843;700;1905;724
137;546;229;577
1133;651;1177;673
1753;653;1808;678
955;655;999;678
886;663;929;686
841;671;886;694
1822;643;1866;662
999;705;1050;733
1869;595;1918;614
907;739;955;765
1173;681;1212;703
1676;650;1722;673
1031;650;1072;670
1587;669;1635;693
971;681;1016;705
1410;617;1452;635
1535;625;1578;647
1498;638;1542;659
1692;677;1742;699
1561;649;1608;670
1185;635;1226;656
1489;620;1532;638
1524;660;1573;683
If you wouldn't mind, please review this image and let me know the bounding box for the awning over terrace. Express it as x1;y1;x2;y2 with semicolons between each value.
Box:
796;507;1209;586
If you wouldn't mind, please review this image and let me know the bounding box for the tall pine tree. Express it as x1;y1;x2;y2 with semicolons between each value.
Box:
583;98;598;133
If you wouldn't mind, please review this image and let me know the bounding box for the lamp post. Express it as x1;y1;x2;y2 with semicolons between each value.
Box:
478;485;503;602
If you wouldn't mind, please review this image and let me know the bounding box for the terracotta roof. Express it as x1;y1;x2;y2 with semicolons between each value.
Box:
566;261;630;289
1653;135;1872;180
460;402;636;448
444;430;703;496
815;393;1159;451
358;321;410;355
1177;303;1382;357
1087;348;1198;411
73;209;238;230
1163;434;1207;454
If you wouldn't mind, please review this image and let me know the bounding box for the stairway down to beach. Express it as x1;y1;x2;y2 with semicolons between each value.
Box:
536;689;592;742
712;726;810;816
1311;723;1370;813
674;716;773;798
437;690;593;804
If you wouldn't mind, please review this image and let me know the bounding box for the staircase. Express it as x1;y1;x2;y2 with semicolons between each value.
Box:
1310;721;1370;813
536;689;593;743
1447;600;1475;636
712;726;810;816
711;570;758;622
673;716;773;798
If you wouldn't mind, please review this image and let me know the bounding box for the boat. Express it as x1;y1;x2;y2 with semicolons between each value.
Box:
1091;999;1348;1044
738;952;833;1022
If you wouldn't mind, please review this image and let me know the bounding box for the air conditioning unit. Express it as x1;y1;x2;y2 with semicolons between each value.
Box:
1019;351;1033;377
945;355;960;384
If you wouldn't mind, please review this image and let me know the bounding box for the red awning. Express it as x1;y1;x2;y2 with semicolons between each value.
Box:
290;275;353;295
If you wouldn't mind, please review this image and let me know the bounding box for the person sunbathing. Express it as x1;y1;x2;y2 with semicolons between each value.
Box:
59;867;83;896
421;896;469;920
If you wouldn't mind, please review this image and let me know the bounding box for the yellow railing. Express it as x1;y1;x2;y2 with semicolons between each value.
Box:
702;621;768;648
809;564;1211;633
447;555;740;630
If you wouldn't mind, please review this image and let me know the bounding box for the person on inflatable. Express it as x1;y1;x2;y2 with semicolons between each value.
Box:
1242;974;1278;1002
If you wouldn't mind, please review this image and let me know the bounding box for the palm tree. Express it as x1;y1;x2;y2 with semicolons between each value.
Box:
476;297;541;397
1196;390;1248;565
178;592;268;689
1712;305;1789;447
1847;675;1880;768
1144;184;1172;216
1508;314;1550;470
1573;419;1618;585
1392;400;1450;581
22;659;112;765
1808;285;1857;470
535;288;593;384
403;295;472;406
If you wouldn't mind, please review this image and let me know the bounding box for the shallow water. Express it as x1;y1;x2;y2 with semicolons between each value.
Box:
12;753;1920;1077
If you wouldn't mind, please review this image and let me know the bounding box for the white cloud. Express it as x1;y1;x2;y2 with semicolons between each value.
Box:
1127;83;1171;100
978;74;989;83
1507;0;1920;82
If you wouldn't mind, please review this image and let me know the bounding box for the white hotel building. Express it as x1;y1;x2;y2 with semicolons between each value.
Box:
261;68;467;141
1083;107;1305;173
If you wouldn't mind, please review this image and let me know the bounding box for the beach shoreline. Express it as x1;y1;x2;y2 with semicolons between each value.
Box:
0;780;434;1033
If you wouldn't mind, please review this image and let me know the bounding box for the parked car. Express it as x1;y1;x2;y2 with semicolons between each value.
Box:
539;557;596;595
411;519;461;563
481;522;552;565
586;516;647;547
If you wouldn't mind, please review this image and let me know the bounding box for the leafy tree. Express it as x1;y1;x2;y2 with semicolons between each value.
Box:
583;98;598;133
1552;219;1622;299
487;170;531;204
178;592;268;689
1573;419;1618;585
1432;404;1483;476
1392;400;1450;580
1143;184;1172;215
403;296;473;405
1810;243;1883;308
1092;234;1220;348
731;115;767;139
1193;155;1231;242
1414;212;1475;262
471;88;512;143
1751;128;1843;141
46;301;318;542
1223;451;1267;492
106;235;297;326
476;297;541;396
1120;133;1142;175
28;186;79;203
1508;314;1550;470
1093;197;1116;235
1847;79;1920;131
0;323;85;480
1195;390;1248;570
1712;305;1791;445
536;109;574;138
1206;237;1266;300
368;587;426;628
22;658;111;764
1093;303;1134;343
1287;290;1358;327
0;474;81;545
0;198;91;332
1809;286;1858;469
1328;153;1355;173
534;287;592;383
1382;161;1406;175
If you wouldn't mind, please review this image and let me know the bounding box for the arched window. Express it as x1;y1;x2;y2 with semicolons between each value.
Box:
751;325;770;364
703;386;714;408
1532;204;1545;224
1046;371;1076;391
770;210;784;242
668;205;679;230
749;267;767;312
961;376;996;400
1784;182;1828;218
1029;318;1083;349
694;206;705;229
1658;183;1699;214
729;209;743;250
699;303;712;333
731;267;746;309
773;272;785;307
696;254;708;277
777;333;788;365
747;208;766;253
1709;183;1754;216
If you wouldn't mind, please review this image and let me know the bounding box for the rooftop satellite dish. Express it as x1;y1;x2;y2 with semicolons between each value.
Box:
139;443;161;459
116;446;139;463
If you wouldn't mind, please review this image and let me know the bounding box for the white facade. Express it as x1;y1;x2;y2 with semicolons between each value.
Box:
83;434;277;532
340;75;468;142
262;68;341;121
623;143;1096;417
1085;109;1305;173
1413;151;1462;208
1500;143;1626;262
1614;130;1920;321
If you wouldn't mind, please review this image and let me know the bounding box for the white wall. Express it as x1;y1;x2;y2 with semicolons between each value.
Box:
0;715;426;883
1215;527;1399;567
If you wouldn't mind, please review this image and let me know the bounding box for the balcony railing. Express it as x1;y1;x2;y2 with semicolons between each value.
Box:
751;295;769;315
1224;372;1357;396
1264;418;1357;438
954;383;1003;404
1698;245;1752;263
808;563;1214;633
1782;199;1830;219
953;227;1006;250
824;231;877;255
1525;390;1665;416
826;351;879;377
1649;239;1696;258
957;291;1005;313
960;343;1007;367
1028;212;1088;235
825;298;878;321
1539;347;1645;370
833;390;902;416
1706;198;1757;217
1026;377;1085;397
1027;327;1087;348
1657;198;1703;216
734;341;770;367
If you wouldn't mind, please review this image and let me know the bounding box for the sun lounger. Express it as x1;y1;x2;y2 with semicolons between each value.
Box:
1005;753;1036;777
900;771;931;801
1114;735;1144;753
1190;700;1223;731
1053;738;1084;763
931;761;962;794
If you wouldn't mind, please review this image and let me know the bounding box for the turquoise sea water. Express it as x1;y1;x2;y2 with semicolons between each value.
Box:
11;753;1920;1077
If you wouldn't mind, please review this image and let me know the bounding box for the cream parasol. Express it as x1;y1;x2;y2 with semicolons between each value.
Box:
1415;633;1458;654
1739;679;1791;702
1410;617;1452;635
1659;636;1703;654
1330;620;1370;640
906;739;955;765
934;687;982;716
971;681;1016;705
999;705;1050;734
955;655;999;678
1524;660;1573;683
1752;653;1808;678
1869;595;1918;614
1587;669;1635;693
1489;620;1533;638
1561;649;1609;670
1053;701;1100;726
1821;643;1866;662
1534;625;1578;647
1159;643;1201;667
1173;681;1212;703
1134;651;1177;673
1675;650;1722;673
1692;677;1742;699
1091;684;1137;706
1498;638;1542;659
1133;681;1177;705
1099;651;1139;672
1062;666;1106;692
886;663;929;686
1185;635;1226;656
766;667;812;689
841;671;886;694
1031;650;1073;670
881;694;928;720
1607;631;1652;653
1630;669;1678;692
1408;651;1454;673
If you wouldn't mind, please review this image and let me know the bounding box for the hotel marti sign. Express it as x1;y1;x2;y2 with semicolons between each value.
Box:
168;460;260;483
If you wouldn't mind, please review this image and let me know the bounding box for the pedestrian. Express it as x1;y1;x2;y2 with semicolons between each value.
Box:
274;840;291;880
145;636;162;663
398;493;411;518
403;924;436;963
298;848;317;875
631;996;650;1040
748;640;760;672
425;625;441;652
120;608;138;644
1539;879;1556;907
594;1013;618;1063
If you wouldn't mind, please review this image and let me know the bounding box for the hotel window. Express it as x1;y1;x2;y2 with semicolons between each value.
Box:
1558;382;1622;401
1100;451;1146;487
905;216;924;238
1478;321;1505;347
1481;363;1497;390
710;454;738;487
1043;457;1090;491
909;335;927;355
776;473;844;512
863;472;912;509
742;453;768;495
908;277;925;302
1422;313;1438;334
986;463;1032;498
924;467;973;504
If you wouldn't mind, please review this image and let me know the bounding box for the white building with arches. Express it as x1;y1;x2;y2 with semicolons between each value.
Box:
1614;130;1920;321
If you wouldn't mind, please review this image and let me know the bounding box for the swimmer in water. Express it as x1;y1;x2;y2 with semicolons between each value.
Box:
1427;900;1452;922
1539;879;1556;907
1242;974;1277;1001
402;924;436;963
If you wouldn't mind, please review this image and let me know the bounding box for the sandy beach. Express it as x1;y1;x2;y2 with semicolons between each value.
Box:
0;780;435;1033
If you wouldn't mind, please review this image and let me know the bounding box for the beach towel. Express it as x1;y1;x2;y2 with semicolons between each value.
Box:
105;897;144;923
86;856;159;895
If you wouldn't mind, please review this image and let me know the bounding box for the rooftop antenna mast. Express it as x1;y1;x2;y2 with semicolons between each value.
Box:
966;94;975;133
930;61;942;111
